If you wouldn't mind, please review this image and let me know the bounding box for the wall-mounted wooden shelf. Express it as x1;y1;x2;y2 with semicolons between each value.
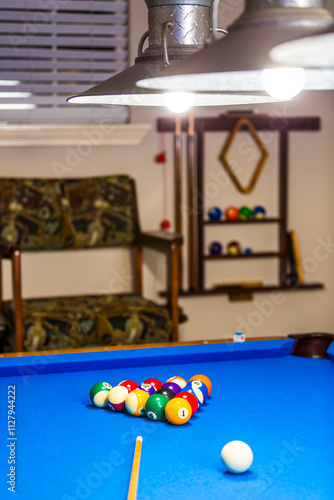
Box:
177;283;324;297
204;217;283;225
157;114;324;297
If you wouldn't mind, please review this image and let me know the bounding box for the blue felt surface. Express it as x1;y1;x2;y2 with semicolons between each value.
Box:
0;341;333;500
0;339;295;377
327;341;334;361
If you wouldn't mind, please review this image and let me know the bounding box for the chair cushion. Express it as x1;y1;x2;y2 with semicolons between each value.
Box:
3;294;172;351
0;176;136;250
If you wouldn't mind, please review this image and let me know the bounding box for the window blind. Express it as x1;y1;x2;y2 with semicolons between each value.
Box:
0;0;129;123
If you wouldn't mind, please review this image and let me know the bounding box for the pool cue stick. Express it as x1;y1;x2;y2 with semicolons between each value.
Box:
187;111;197;290
174;116;183;289
127;436;143;500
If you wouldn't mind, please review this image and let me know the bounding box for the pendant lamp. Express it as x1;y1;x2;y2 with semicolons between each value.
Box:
68;0;283;108
137;0;334;97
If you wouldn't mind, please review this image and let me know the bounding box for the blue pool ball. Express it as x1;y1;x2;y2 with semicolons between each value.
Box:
208;207;222;221
244;247;252;255
209;241;223;255
253;205;266;219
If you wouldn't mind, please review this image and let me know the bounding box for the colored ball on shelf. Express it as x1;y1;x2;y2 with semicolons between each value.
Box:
177;391;199;416
208;206;222;221
209;241;223;255
239;206;253;220
145;393;169;421
107;385;129;412
143;378;163;391
244;247;252;255
125;389;149;417
89;382;112;408
160;381;182;395
227;241;242;255
166;376;187;390
156;387;175;400
221;441;253;474
118;380;138;393
224;206;239;221
189;374;212;396
160;219;171;230
139;383;156;396
165;397;192;425
253;205;266;219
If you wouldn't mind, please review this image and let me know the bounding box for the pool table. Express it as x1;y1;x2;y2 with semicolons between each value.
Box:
0;337;333;500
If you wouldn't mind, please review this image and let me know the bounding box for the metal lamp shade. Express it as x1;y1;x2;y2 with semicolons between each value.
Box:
137;1;334;92
68;0;284;107
270;27;334;68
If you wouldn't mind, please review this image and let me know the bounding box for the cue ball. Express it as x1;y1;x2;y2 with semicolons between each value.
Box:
221;441;253;474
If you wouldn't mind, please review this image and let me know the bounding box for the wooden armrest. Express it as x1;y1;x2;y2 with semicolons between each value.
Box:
137;231;183;252
0;239;16;258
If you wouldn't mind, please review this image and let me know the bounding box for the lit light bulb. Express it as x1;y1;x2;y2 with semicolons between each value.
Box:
163;92;195;113
261;68;305;99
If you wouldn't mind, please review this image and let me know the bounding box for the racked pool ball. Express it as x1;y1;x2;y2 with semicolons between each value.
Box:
140;382;156;396
145;393;169;421
107;385;129;412
189;380;209;403
165;398;192;425
89;382;112;408
156;387;175;400
177;391;199;416
221;440;253;474
183;380;208;406
118;380;138;393
143;378;162;391
160;381;181;395
125;389;149;417
166;376;187;390
189;374;212;396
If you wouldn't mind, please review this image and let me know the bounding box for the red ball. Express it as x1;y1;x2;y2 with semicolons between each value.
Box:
107;385;129;412
225;206;239;221
160;219;171;230
177;391;199;416
143;378;163;391
118;380;138;393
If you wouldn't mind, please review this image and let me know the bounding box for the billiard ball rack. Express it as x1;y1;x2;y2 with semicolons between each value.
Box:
157;114;324;298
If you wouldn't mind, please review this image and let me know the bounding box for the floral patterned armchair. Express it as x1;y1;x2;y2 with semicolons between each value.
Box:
0;175;183;352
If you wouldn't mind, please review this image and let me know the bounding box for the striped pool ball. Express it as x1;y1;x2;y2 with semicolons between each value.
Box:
89;382;112;408
125;389;149;417
183;380;208;406
140;383;156;396
107;385;129;412
188;374;212;395
166;376;187;390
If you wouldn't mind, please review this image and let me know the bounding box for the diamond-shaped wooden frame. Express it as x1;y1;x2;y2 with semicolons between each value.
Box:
219;118;269;194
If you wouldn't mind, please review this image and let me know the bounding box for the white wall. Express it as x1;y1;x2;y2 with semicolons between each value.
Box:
1;0;334;342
